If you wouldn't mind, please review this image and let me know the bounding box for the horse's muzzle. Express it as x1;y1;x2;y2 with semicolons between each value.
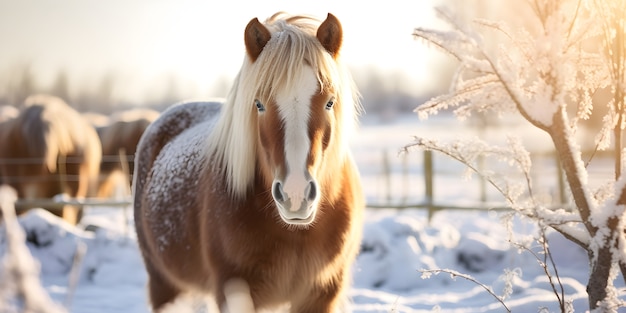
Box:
272;180;319;225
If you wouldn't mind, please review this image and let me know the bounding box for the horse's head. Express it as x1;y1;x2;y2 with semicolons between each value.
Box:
242;13;352;226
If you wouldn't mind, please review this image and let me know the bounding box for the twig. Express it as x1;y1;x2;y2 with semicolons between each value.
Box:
510;230;567;312
64;240;87;309
419;269;511;312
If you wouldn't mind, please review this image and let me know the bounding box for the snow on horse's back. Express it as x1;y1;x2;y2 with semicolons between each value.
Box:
133;12;364;313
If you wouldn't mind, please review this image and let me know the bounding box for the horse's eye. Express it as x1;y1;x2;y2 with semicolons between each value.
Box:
325;99;335;110
255;99;265;112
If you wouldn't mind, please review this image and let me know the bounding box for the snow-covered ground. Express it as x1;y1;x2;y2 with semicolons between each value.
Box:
1;115;623;312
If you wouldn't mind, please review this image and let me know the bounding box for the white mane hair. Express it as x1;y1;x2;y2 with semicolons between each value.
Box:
205;12;362;198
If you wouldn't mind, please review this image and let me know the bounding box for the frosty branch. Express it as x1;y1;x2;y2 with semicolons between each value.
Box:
404;136;588;248
511;227;571;312
0;186;67;313
419;268;511;312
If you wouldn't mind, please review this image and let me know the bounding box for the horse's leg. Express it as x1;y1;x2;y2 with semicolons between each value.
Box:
59;161;89;224
145;263;182;312
59;205;80;224
292;279;346;313
219;278;256;313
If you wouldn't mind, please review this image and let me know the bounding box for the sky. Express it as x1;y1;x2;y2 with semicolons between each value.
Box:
0;0;446;104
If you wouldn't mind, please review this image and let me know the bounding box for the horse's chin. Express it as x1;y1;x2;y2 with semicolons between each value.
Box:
277;206;317;227
280;213;316;226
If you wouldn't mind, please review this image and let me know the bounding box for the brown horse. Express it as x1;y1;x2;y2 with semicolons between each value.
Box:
96;108;159;198
134;12;364;312
0;95;101;224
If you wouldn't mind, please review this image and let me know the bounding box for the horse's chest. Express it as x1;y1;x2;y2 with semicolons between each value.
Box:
222;236;331;304
204;195;352;304
226;222;341;285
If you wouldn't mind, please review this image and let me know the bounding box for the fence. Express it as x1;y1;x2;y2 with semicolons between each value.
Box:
364;149;575;221
0;149;583;221
0;152;134;211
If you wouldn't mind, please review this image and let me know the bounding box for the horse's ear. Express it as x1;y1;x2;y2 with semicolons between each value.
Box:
316;13;343;58
244;17;271;62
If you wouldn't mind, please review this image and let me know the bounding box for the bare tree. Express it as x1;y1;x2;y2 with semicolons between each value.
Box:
409;0;626;310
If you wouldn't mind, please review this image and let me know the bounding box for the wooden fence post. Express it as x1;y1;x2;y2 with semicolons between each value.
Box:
401;152;409;205
382;150;391;204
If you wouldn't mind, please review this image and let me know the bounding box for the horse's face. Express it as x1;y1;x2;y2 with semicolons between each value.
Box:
245;14;344;226
255;69;337;226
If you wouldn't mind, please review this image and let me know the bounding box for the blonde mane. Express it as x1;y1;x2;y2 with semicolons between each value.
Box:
205;12;361;198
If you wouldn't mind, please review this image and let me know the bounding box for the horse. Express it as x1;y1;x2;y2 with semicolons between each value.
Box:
0;95;101;224
133;12;364;312
96;108;159;198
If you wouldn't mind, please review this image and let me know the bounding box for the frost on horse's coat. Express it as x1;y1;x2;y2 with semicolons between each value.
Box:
134;101;220;248
134;12;363;313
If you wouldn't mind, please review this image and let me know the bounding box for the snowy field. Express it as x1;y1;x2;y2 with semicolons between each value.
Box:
1;115;624;312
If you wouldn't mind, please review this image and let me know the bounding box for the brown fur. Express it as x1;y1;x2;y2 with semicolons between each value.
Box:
96;108;159;198
134;13;363;312
0;95;101;224
244;18;271;62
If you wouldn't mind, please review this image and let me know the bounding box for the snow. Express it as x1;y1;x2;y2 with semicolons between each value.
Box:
1;116;625;313
1;207;598;313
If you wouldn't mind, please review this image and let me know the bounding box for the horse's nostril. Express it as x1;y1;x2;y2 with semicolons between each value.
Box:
272;181;285;202
307;181;317;201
